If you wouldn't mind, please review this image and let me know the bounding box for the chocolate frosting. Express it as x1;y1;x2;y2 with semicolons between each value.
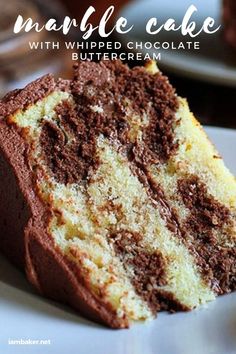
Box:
0;73;128;328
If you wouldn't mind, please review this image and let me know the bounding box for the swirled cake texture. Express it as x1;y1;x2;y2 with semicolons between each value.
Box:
1;60;236;328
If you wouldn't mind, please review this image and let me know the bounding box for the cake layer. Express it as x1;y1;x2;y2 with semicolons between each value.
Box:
0;60;236;328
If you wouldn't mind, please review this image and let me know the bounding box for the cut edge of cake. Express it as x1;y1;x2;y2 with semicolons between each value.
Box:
0;60;235;328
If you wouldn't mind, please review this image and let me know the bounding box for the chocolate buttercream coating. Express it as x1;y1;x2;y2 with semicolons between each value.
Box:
0;73;128;328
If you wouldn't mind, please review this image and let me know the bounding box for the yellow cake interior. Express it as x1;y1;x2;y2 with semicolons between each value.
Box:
9;61;236;324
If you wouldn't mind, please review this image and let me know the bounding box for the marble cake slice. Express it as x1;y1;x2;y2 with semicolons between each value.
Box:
0;60;235;328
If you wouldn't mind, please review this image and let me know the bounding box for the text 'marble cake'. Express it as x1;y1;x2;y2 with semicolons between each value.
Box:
0;60;235;328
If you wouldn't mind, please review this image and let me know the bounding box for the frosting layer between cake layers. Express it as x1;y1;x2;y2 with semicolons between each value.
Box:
4;60;236;326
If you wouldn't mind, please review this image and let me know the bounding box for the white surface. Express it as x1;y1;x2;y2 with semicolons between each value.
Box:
117;0;236;87
0;127;236;354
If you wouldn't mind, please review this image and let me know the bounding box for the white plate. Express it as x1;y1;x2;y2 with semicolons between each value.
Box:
0;127;236;354
117;0;236;87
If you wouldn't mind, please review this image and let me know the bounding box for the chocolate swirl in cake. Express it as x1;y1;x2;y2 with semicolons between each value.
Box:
40;60;179;185
178;176;235;294
110;230;188;313
39;60;234;309
38;61;187;311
